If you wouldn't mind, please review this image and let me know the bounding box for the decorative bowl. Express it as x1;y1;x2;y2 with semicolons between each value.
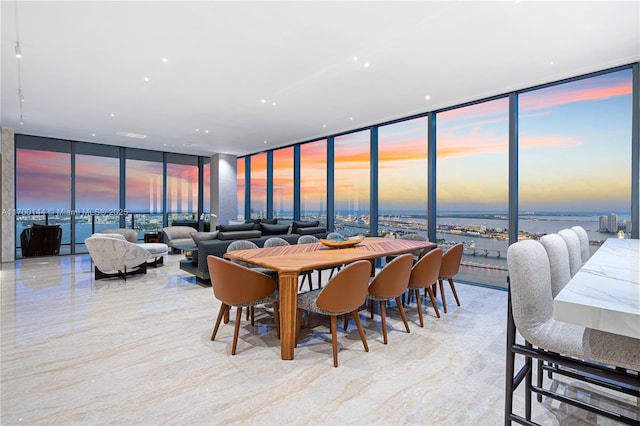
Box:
319;236;364;249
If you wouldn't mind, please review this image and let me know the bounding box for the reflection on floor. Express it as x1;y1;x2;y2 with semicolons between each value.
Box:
1;253;637;425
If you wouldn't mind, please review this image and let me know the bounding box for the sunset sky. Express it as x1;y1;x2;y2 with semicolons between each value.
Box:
17;69;632;215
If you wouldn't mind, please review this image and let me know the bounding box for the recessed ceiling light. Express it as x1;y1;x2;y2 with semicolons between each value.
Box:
353;56;358;61
349;117;354;121
263;140;267;144
143;77;149;82
364;62;370;68
162;57;168;63
322;124;326;128
110;113;115;117
196;128;199;132
261;99;267;103
91;133;96;137
116;131;147;139
272;102;276;106
205;130;209;134
425;95;431;100
549;60;554;65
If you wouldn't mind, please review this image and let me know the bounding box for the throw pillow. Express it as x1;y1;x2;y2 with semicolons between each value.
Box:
191;231;219;245
260;223;290;235
292;220;320;234
218;223;256;232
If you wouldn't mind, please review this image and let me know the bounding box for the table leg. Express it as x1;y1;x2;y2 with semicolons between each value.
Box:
279;272;299;360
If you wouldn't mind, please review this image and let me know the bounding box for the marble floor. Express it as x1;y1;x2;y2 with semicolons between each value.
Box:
1;253;637;425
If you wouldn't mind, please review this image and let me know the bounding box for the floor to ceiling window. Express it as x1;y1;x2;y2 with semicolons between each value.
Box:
518;69;633;250
299;139;327;225
125;152;164;235
378;117;428;238
15;146;71;255
272;146;294;223
436;98;510;288
166;154;198;225
74;147;120;251
250;153;267;219
334;130;370;236
237;158;246;221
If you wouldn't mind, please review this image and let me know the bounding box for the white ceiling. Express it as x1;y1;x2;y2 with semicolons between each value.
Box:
1;1;639;157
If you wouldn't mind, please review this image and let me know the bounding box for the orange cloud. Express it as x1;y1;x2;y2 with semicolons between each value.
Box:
520;81;631;112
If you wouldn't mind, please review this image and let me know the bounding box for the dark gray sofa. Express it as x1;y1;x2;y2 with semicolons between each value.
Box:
179;220;328;281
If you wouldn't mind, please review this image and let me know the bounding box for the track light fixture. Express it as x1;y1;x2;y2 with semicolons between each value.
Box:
15;42;22;59
18;89;24;102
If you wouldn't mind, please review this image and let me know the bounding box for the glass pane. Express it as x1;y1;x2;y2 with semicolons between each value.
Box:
237;158;245;221
15;149;71;256
437;98;510;288
125;158;163;235
75;154;121;250
378;117;428;238
300;140;327;226
167;162;198;226
273;147;294;223
250;153;267;219
334;130;370;236
519;69;633;247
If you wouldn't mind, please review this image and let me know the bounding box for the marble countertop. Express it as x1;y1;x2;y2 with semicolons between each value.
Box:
553;238;640;339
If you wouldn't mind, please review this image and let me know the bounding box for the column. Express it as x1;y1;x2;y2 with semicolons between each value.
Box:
210;153;237;229
1;128;16;262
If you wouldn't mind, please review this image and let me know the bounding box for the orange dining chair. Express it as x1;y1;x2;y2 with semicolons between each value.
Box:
436;243;463;314
295;260;372;367
207;255;280;355
407;247;443;326
367;253;414;344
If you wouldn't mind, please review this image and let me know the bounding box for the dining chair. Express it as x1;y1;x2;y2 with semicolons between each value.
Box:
206;255;280;355
263;237;290;248
296;260;372;367
436;243;463;314
226;240;277;277
296;235;328;291
557;229;582;277
570;225;591;265
407;247;443;325
539;233;572;297
385;233;430;265
367;253;414;344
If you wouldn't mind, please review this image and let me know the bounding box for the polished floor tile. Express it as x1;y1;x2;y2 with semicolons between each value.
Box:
1;254;637;425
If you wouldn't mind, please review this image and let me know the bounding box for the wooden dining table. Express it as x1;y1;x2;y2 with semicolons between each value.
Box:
224;236;437;360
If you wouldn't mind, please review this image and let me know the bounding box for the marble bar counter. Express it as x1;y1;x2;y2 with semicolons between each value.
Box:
554;238;640;339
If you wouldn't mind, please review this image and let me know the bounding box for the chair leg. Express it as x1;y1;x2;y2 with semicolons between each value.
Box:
380;300;388;344
369;298;375;319
232;307;243;355
449;278;461;306
352;310;369;353
439;279;447;314
330;315;339;367
425;286;441;318
395;296;410;334
414;289;424;327
343;313;348;331
250;305;255;326
273;301;280;339
211;304;228;341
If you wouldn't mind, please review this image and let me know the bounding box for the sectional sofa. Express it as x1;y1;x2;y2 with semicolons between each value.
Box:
178;219;328;281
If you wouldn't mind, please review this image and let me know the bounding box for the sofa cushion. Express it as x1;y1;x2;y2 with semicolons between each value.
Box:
191;231;219;245
218;223;256;232
260;218;278;225
260;223;290;235
297;226;327;235
292;220;320;234
218;230;262;240
98;228;138;243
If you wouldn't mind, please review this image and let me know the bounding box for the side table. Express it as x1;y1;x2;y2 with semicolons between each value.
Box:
144;232;162;243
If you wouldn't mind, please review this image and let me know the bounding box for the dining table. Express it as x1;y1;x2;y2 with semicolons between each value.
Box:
553;238;640;339
224;236;437;360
